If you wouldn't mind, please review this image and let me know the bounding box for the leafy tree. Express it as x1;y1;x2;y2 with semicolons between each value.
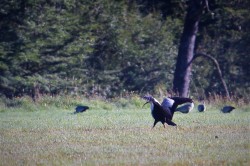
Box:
192;0;250;98
0;0;249;100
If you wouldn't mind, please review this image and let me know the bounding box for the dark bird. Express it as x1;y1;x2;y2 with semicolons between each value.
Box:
161;97;194;119
197;101;206;112
142;95;193;128
221;106;235;113
175;102;194;113
74;105;89;114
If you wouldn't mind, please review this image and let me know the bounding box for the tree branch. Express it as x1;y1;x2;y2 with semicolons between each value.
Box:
190;52;230;99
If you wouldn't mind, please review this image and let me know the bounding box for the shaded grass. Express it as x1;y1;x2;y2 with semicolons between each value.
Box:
0;96;249;165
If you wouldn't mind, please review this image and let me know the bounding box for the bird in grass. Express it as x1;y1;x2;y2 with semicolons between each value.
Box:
175;102;194;113
197;101;206;112
221;106;235;113
74;105;89;114
142;96;176;128
142;95;193;128
161;97;194;118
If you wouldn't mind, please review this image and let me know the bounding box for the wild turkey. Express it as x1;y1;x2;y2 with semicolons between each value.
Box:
175;102;194;113
142;95;193;128
161;96;194;119
74;105;89;114
197;101;206;112
221;106;235;113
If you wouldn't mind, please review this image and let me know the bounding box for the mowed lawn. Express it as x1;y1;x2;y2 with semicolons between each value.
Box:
0;100;249;165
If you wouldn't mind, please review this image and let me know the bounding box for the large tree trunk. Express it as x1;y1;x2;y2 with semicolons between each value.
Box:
173;0;207;97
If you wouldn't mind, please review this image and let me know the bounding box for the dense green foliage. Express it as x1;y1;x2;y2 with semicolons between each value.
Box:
0;0;249;99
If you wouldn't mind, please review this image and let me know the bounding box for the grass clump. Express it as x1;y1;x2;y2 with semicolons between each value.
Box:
113;95;143;109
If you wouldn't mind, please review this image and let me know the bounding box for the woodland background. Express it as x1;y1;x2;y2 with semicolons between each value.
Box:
0;0;249;100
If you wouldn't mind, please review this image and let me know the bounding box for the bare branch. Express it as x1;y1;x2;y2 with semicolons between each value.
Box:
190;52;230;99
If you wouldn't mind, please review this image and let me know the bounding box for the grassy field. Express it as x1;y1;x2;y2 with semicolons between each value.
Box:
0;96;249;165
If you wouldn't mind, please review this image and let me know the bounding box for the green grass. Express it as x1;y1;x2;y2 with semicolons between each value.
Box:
0;96;249;165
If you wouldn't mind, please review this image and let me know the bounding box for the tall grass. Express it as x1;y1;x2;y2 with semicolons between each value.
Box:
0;95;249;165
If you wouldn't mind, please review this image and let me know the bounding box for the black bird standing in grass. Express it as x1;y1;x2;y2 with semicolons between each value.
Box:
175;102;194;113
74;105;89;114
142;95;193;128
197;101;206;112
221;106;235;113
142;96;176;128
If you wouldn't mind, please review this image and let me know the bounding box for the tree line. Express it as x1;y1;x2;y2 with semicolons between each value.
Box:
0;0;249;100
